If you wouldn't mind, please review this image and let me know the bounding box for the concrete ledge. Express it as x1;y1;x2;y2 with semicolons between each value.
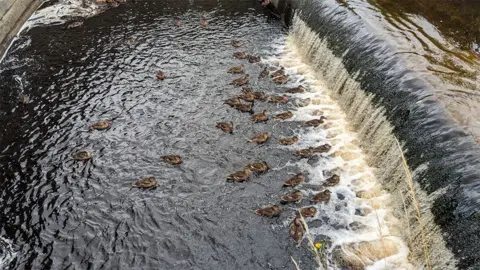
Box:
0;0;41;58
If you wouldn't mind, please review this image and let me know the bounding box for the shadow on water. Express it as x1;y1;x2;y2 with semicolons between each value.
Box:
0;0;316;269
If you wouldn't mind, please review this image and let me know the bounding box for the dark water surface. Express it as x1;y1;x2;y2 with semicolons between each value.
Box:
0;1;316;269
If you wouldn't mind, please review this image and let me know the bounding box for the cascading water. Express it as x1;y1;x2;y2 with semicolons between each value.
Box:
264;39;415;269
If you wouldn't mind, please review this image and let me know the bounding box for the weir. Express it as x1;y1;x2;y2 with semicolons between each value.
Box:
271;0;480;268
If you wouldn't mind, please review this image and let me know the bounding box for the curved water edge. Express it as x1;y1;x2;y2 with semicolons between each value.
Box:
270;0;480;268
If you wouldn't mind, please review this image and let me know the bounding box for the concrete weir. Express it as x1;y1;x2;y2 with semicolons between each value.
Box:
269;0;480;269
0;0;41;57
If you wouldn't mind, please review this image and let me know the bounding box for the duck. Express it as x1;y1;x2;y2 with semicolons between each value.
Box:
253;91;268;101
274;111;293;120
304;116;327;127
231;40;244;47
227;169;251;182
311;189;331;203
285;86;305;93
224;97;242;107
238;91;255;102
162;155;182;165
259;67;269;78
248;132;270;144
298;207;317;218
200;18;208;26
261;0;271;7
89;120;111;131
255;205;281;217
216;122;234;133
132;177;157;188
242;87;253;93
67;21;83;29
313;144;331;153
251;110;268;122
233;102;254;114
324;174;340;187
72;150;92;161
174;17;182;26
233;51;247;59
270;67;285;77
294;148;316;158
278;136;299;145
247;55;261;63
227;64;244;74
18;93;30;105
268;95;288;103
245;161;269;173
283;173;305;187
230;75;249;86
289;217;305;243
156;71;166;80
272;75;289;84
281;190;302;203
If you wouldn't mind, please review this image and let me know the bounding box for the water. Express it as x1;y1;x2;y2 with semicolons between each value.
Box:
0;0;417;269
284;0;480;268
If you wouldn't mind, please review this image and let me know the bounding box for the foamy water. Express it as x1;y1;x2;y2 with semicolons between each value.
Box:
262;38;414;269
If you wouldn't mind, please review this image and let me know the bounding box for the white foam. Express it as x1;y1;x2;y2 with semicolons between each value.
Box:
263;37;414;269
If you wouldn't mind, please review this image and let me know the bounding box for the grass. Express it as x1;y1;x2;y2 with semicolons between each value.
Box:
395;137;432;270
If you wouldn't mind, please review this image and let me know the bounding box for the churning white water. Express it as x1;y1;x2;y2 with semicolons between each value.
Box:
265;13;458;270
261;38;415;269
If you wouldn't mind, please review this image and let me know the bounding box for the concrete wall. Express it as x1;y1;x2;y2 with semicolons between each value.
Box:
0;0;41;57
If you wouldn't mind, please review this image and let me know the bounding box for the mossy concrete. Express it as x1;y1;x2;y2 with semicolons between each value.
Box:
0;0;41;57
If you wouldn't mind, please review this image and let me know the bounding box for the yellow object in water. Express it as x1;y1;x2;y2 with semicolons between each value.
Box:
315;242;322;249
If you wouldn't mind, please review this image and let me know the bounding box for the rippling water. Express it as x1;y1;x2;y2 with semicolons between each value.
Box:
0;0;417;269
331;0;480;142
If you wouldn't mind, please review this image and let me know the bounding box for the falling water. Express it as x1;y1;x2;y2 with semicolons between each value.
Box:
285;13;457;269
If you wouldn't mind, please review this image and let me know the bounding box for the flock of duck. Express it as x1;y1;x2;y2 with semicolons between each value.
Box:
70;40;340;245
213;41;340;244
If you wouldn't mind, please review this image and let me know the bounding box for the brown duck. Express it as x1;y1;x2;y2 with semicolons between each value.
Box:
251;110;268;122
272;75;289;84
311;190;332;203
224;97;242;107
248;132;270;144
294;148;316;158
231;75;249;86
216;122;234;133
285;86;305;93
132;177;157;188
259;67;269;78
227;64;244;74
233;102;254;113
313;144;331;153
162;155;182;165
278;136;299;145
89;120;111;131
289;217;305;243
227;169;250;182
324;174;340;187
156;71;166;80
247;55;261;63
270;67;285;77
298;207;317;218
255;205;281;217
274;111;293;120
283;173;305;187
281;190;302;203
231;40;244;47
72;150;93;161
245;161;269;174
253;91;268;101
304;116;327;127
268;95;288;103
233;51;247;59
238;91;255;102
